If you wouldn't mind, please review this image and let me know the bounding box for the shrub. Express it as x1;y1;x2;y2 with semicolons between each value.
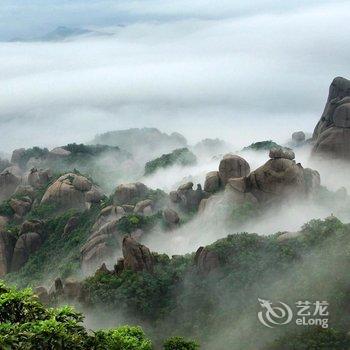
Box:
163;336;199;350
0;281;154;349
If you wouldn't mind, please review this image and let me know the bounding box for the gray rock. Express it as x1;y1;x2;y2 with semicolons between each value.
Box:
204;171;221;193
0;231;16;277
269;147;295;160
218;154;250;185
122;237;154;272
194;246;220;274
292;131;306;143
11;232;42;271
163;208;180;225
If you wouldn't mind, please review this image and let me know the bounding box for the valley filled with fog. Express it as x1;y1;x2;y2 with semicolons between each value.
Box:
2;1;350;349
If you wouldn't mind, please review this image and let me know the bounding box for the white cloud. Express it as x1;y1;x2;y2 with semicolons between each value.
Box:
0;1;350;152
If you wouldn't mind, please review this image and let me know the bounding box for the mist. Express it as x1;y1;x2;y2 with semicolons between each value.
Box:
1;1;350;153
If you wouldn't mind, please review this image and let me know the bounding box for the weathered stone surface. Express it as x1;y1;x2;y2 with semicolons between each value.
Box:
81;208;123;272
72;175;92;191
122;237;154;272
0;216;9;231
20;220;44;235
122;204;134;213
0;231;16;277
85;186;105;203
11;232;42;271
312;77;350;160
11;148;26;165
41;173;104;211
194;246;220;274
224;154;320;206
113;182;148;205
63;217;79;236
163;208;180;225
246;158;305;204
178;182;194;191
134;199;153;215
313;127;350;159
48;147;71;159
269;147;295;160
204;171;221;193
3;165;23;177
219;154;250;185
292;131;306;143
0;170;21;202
9;198;32;217
171;183;208;212
27;168;51;189
303;168;321;194
227;177;247;193
14;185;35;200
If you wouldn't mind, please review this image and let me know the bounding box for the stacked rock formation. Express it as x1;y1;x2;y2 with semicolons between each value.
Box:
313;77;350;159
41;173;104;211
226;147;320;205
204;154;250;194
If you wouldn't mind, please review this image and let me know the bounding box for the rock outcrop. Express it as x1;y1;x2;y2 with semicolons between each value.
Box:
0;170;21;202
162;208;180;226
41;173;104;211
134;199;153;215
226;148;320;205
122;237;154;272
11;232;42;271
9;197;32;218
313;77;350;159
204;171;221;193
81;205;126;272
218;154;250;186
194;246;220;274
170;182;208;212
113;182;148;205
292;131;306;143
27;168;52;189
0;231;16;277
203;154;250;195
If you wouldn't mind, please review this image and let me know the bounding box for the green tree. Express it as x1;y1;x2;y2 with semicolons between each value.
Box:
163;336;199;350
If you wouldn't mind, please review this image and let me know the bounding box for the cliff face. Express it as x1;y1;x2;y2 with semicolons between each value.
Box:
313;77;350;159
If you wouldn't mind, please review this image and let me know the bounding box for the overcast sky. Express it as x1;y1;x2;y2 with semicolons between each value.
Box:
1;1;350;152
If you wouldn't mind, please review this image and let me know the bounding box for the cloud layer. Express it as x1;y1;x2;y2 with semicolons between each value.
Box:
1;1;350;152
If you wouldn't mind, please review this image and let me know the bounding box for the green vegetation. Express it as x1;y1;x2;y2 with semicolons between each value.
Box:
82;217;350;348
163;336;199;350
117;213;162;235
0;200;15;217
269;328;350;350
5;206;100;288
242;140;281;151
0;281;154;349
144;148;197;175
18;146;49;168
64;143;122;156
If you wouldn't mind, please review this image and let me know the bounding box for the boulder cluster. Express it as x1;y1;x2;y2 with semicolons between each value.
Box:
204;154;250;194
0;219;44;276
41;173;104;211
226;148;320;205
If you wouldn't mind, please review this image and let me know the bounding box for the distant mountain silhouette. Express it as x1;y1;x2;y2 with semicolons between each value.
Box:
9;26;113;42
